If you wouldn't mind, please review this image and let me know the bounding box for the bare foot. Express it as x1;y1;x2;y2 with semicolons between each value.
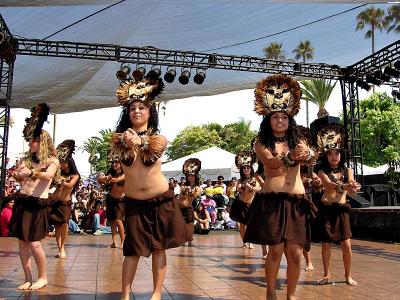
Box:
346;277;358;286
317;276;330;285
107;243;118;248
305;264;314;271
29;278;48;290
17;281;31;290
241;243;247;248
55;253;66;259
248;243;255;249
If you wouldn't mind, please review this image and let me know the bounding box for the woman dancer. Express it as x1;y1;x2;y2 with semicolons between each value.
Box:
230;150;260;249
98;158;125;248
178;158;202;247
51;140;80;259
244;75;314;300
316;123;360;286
10;103;59;290
111;72;186;300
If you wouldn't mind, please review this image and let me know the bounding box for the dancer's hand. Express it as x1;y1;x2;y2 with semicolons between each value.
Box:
289;142;310;161
123;129;141;147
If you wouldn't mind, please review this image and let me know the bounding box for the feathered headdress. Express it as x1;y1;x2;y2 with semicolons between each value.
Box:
116;73;164;107
23;103;50;141
56;140;75;163
317;124;347;153
235;150;256;169
182;158;201;176
254;74;301;116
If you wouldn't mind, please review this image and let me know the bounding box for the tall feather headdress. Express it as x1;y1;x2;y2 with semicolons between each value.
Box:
56;139;75;163
23;103;50;141
317;124;347;153
182;158;201;176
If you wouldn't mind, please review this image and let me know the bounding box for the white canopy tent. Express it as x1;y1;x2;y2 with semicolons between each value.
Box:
362;164;390;176
162;146;239;181
0;1;397;113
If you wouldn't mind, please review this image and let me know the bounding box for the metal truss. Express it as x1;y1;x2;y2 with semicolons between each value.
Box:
0;14;15;202
16;38;344;79
340;80;364;189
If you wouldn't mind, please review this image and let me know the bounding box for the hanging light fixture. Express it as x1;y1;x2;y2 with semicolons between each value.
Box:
164;68;176;83
132;66;146;80
384;66;400;78
147;67;161;78
179;70;191;85
116;64;131;81
356;79;372;92
365;74;382;86
193;71;206;85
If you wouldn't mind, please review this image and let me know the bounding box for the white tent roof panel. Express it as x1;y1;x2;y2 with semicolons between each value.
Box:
1;1;398;113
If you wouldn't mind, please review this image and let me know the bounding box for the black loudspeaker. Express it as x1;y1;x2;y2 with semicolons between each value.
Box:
310;115;341;147
346;193;372;208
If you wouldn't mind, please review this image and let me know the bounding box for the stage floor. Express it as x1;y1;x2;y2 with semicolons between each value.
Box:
1;232;399;300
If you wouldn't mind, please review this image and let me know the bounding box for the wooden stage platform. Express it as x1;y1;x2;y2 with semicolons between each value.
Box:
0;231;399;300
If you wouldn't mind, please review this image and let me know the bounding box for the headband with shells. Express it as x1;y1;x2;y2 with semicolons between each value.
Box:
317;123;347;153
182;158;201;176
235;150;256;169
254;74;301;116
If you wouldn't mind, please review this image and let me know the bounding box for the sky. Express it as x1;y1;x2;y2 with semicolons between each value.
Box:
6;83;392;177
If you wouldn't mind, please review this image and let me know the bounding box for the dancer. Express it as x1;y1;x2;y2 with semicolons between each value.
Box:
111;72;186;300
230;150;260;249
178;158;202;247
244;75;314;300
50;140;80;259
9;103;59;290
316;124;360;286
98;157;125;248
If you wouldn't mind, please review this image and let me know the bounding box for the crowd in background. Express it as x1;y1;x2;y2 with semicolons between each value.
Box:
1;157;239;237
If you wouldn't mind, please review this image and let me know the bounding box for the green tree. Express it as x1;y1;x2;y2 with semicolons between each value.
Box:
300;79;337;124
166;121;257;160
359;92;400;167
293;40;314;127
81;129;113;174
219;120;257;154
263;42;285;60
0;115;14;127
385;4;400;33
166;125;223;160
356;6;388;54
292;40;314;63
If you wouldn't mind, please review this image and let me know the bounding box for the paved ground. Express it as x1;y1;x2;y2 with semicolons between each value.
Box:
0;231;399;299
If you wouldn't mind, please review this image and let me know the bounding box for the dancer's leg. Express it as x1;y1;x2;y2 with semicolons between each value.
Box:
121;255;140;300
150;249;167;300
17;240;32;290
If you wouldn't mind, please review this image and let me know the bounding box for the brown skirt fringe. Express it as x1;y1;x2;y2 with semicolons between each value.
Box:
243;192;312;251
180;206;194;224
122;190;186;257
229;197;250;225
319;201;352;243
9;192;51;242
105;193;125;221
49;200;72;224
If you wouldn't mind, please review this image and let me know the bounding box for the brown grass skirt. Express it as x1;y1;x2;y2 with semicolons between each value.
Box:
123;190;186;257
105;194;125;221
9;192;51;242
229;197;250;225
243;192;312;251
319;202;352;243
49;200;72;224
180;206;194;224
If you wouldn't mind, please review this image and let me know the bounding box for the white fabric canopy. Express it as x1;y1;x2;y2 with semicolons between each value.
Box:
363;164;389;176
1;1;397;113
162;146;239;180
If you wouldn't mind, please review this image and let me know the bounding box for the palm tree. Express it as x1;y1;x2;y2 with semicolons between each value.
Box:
292;40;314;63
293;40;314;126
81;129;113;174
300;79;337;125
263;42;285;60
385;4;400;33
356;6;388;54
